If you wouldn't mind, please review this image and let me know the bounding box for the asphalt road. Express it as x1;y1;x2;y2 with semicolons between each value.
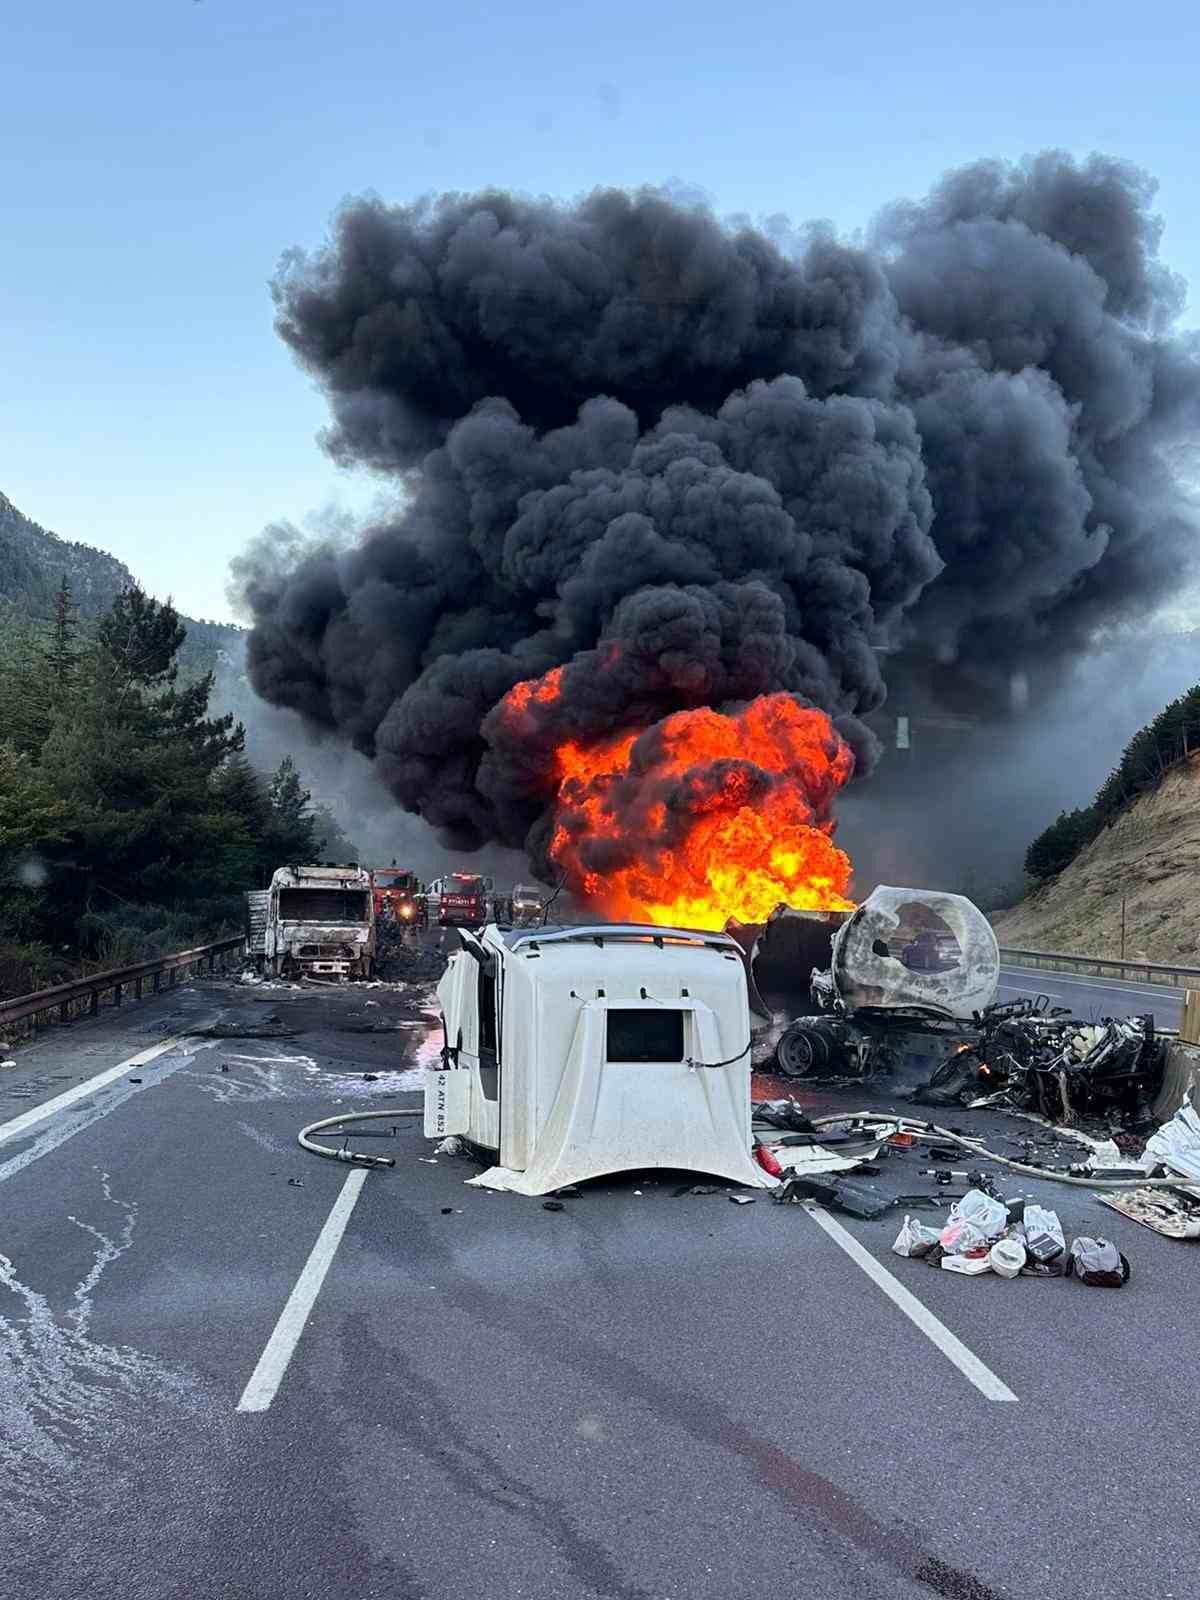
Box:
1;958;1196;1600
997;962;1184;1029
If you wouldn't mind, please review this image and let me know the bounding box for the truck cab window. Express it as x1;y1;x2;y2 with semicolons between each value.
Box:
607;1009;684;1062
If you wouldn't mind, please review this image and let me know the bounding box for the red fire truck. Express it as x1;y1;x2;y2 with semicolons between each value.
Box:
370;867;426;929
428;872;490;927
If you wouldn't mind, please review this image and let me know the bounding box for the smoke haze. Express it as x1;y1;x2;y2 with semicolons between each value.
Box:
234;153;1200;884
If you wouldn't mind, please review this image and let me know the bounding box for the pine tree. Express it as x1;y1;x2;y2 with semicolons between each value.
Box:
264;756;319;866
212;754;272;885
45;577;80;704
0;610;48;758
95;584;186;709
37;584;245;917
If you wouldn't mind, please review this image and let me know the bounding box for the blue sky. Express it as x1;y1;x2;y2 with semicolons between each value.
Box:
4;0;1199;621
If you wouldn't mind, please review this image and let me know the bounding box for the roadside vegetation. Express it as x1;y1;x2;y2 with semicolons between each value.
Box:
0;580;356;999
1025;683;1200;880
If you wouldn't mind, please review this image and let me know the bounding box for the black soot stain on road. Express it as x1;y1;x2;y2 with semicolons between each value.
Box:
389;1207;1007;1599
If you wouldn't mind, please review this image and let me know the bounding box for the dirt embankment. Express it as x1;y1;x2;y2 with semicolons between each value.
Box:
992;754;1200;963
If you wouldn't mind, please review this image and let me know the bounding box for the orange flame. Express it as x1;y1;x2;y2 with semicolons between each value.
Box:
498;671;855;928
503;665;564;716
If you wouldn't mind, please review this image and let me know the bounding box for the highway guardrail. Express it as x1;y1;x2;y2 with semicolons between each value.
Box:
0;936;243;1038
999;946;1200;989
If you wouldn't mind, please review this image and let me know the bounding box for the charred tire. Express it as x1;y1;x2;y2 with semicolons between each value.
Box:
775;1022;836;1078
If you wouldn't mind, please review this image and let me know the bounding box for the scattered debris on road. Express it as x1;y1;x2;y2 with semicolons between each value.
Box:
914;1004;1166;1123
884;1187;1136;1284
1097;1188;1200;1238
192;1018;303;1039
1139;1097;1200;1181
774;1173;896;1218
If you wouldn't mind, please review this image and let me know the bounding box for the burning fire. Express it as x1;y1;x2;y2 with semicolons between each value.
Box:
498;672;855;928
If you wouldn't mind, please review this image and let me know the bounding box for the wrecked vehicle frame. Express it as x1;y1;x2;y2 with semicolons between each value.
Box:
739;886;1003;1082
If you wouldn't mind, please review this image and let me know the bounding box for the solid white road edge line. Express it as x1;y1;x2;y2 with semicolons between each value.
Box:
0;1035;186;1147
806;1205;1019;1405
237;1167;369;1414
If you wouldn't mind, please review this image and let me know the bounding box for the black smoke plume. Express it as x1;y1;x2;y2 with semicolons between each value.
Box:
237;154;1200;865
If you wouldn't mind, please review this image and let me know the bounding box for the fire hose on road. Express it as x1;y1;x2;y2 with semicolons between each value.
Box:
298;1108;423;1169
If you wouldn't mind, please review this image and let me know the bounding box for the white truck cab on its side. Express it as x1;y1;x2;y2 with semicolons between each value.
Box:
427;922;773;1195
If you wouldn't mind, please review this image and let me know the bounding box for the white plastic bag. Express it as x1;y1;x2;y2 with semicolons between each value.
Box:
1022;1203;1066;1263
948;1188;1009;1240
939;1220;987;1255
892;1214;941;1258
989;1237;1026;1278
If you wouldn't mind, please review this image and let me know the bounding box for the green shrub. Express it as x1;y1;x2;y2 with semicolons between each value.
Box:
0;939;66;1000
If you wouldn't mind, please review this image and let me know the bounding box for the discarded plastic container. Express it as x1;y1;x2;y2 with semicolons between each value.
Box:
941;1254;993;1275
989;1238;1027;1279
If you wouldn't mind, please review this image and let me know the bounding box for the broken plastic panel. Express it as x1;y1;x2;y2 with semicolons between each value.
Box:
830;887;1000;1020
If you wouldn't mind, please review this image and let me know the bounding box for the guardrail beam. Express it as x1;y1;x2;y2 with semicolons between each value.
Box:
998;946;1200;986
0;935;242;1037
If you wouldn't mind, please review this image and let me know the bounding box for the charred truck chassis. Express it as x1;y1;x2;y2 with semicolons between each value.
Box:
734;887;1003;1083
761;887;1165;1118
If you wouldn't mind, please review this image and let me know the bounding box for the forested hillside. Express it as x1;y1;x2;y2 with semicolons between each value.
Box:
0;491;359;1001
1023;683;1200;880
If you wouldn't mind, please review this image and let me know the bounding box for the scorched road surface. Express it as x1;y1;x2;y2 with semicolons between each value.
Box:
0;966;1194;1600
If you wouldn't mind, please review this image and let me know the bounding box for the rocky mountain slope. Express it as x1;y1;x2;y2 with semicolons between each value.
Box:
0;489;241;674
992;755;1200;964
1;490;135;617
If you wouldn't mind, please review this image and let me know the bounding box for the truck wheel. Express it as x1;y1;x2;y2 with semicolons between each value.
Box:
775;1022;834;1077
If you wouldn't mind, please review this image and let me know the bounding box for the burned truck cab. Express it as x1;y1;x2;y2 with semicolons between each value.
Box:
253;864;376;980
